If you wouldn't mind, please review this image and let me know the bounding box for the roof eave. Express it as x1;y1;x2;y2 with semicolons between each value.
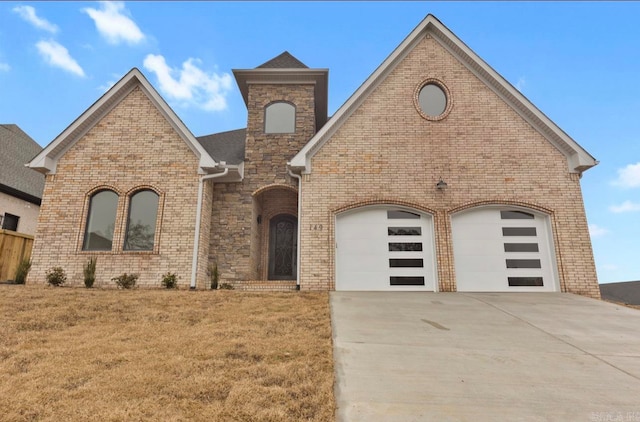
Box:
291;14;597;174
233;68;329;131
28;68;219;175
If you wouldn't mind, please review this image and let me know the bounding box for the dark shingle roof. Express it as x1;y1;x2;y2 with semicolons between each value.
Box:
257;51;308;69
0;124;45;203
600;281;640;305
196;128;246;165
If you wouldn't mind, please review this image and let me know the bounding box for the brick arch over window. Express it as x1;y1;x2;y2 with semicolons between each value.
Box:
264;101;296;134
123;186;164;253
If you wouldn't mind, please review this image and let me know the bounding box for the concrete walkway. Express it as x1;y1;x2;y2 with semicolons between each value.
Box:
331;292;640;421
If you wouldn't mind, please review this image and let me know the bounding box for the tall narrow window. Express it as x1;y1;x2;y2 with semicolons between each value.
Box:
83;190;118;251
124;190;159;251
265;102;295;133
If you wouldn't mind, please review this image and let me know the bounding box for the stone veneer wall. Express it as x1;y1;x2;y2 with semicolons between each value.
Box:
208;84;316;282
298;34;599;298
28;86;209;288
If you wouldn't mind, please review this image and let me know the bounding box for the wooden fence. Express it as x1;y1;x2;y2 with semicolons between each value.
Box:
0;229;34;282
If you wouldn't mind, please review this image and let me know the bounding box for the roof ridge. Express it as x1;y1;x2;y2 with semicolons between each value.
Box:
256;51;308;69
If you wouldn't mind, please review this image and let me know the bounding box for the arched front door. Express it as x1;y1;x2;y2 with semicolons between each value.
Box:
268;214;297;280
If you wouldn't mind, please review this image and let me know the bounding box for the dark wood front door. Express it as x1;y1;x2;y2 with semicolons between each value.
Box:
268;214;297;280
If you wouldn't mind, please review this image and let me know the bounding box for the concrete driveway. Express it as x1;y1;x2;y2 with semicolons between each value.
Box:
331;292;640;421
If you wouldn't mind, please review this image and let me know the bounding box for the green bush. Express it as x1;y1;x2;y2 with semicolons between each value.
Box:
46;267;67;287
14;258;31;284
83;257;97;288
208;264;219;290
112;273;138;289
161;272;178;289
218;282;234;290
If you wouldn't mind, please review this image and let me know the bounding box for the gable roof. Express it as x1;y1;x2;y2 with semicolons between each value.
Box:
197;128;246;165
257;51;308;69
0;124;45;204
28;68;219;175
290;14;598;174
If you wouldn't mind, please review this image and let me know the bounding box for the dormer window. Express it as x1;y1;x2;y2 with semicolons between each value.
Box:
265;102;295;133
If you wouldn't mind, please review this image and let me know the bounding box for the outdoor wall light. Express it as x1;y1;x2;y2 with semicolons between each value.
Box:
436;178;448;190
257;215;262;224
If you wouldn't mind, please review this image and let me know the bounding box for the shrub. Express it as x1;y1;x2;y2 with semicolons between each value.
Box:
83;257;97;288
112;273;138;289
219;283;234;290
46;267;67;287
208;264;219;290
14;258;31;284
161;272;178;289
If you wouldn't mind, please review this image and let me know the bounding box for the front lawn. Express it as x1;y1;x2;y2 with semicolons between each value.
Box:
0;285;335;421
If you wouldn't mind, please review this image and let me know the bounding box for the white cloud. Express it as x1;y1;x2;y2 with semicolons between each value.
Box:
588;224;609;238
515;76;526;91
609;201;640;213
98;74;121;93
36;40;85;77
600;264;619;271
613;162;640;188
143;54;233;111
83;1;145;45
0;62;10;72
13;5;59;33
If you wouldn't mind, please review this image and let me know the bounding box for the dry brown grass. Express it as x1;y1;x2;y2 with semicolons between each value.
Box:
0;285;335;421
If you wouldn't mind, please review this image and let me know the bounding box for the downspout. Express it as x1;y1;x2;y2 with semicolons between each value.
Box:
287;167;302;289
190;168;229;289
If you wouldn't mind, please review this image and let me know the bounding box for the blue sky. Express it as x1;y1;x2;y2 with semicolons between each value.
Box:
1;2;639;284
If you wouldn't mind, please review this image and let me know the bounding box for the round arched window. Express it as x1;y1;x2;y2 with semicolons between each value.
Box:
415;79;451;120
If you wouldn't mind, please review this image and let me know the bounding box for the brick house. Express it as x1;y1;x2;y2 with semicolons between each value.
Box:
27;15;600;297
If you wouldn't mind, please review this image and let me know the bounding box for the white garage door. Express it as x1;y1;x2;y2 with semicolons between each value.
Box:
452;207;557;292
335;207;437;291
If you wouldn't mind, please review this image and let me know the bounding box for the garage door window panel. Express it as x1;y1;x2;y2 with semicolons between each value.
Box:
504;243;539;252
390;276;425;286
506;259;541;269
502;227;537;236
389;258;424;268
508;277;544;287
500;211;535;220
388;227;422;236
389;242;423;252
387;210;420;219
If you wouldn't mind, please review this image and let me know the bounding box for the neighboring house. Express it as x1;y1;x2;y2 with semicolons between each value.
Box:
0;124;44;235
600;281;640;305
27;15;600;298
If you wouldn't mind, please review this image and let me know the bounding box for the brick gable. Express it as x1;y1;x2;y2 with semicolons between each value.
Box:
298;34;598;297
28;86;210;288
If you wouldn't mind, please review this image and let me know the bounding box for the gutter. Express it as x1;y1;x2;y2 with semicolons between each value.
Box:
287;166;302;289
190;168;229;289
